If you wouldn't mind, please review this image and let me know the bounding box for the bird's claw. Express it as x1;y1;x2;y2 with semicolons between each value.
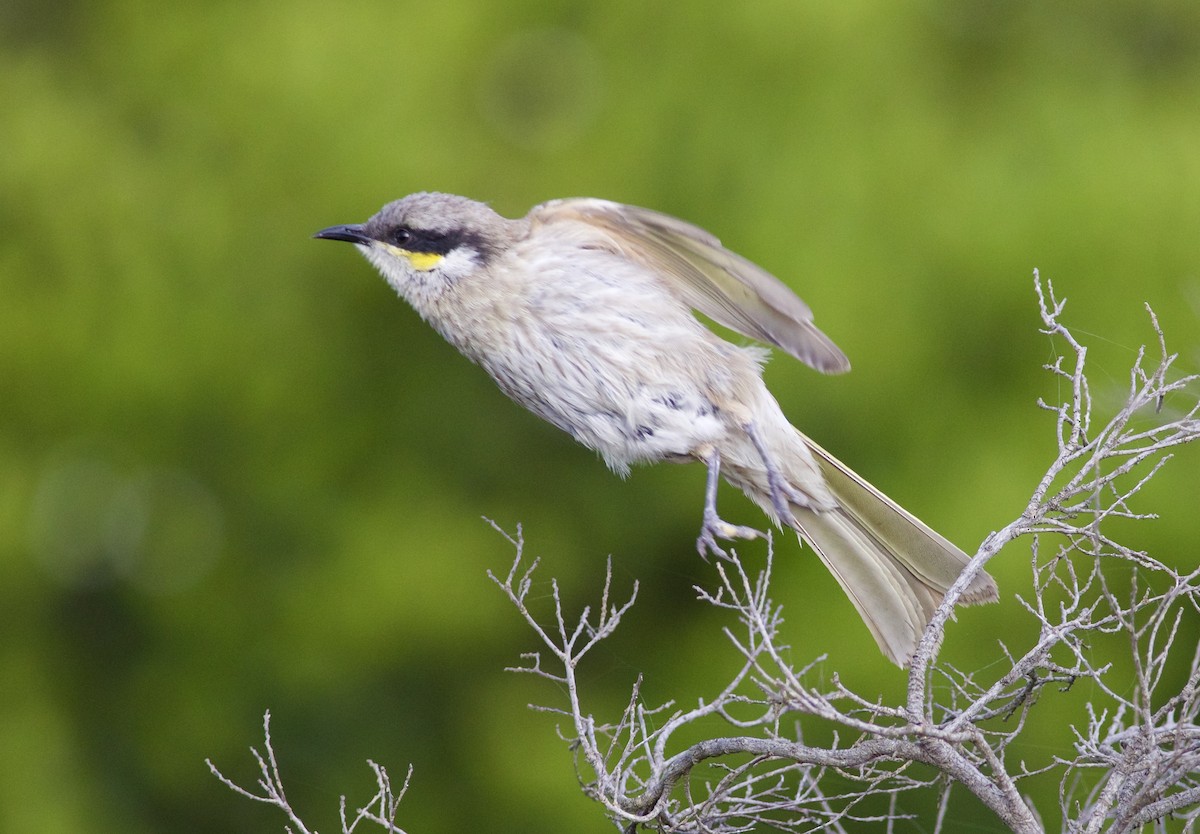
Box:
764;471;803;526
696;512;764;560
743;420;802;525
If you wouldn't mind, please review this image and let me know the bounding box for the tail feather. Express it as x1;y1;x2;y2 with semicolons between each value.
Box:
790;506;942;666
726;422;998;667
806;438;999;606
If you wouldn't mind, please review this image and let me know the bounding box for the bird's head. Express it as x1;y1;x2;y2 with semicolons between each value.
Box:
314;192;525;298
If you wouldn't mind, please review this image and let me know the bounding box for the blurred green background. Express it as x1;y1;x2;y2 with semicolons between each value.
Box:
2;0;1199;831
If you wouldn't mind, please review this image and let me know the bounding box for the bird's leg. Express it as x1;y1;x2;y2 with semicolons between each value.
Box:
696;448;764;558
743;421;802;526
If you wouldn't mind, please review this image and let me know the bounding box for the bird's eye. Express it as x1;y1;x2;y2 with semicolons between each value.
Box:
391;227;413;246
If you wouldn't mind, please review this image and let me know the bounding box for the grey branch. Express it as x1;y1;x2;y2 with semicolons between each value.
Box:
492;272;1200;833
207;710;412;834
211;273;1199;833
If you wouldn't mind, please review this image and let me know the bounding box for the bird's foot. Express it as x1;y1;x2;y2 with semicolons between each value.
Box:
743;420;803;525
763;473;803;526
695;510;764;560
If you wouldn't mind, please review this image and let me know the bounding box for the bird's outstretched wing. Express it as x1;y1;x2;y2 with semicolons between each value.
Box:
530;198;850;374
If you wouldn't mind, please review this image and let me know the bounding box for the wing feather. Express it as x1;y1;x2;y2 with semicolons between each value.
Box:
529;199;850;374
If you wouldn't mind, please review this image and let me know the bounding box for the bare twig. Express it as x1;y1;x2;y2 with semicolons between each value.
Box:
207;711;411;834
493;273;1200;833
212;273;1199;833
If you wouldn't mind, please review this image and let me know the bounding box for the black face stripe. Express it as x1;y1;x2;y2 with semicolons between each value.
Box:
384;225;496;262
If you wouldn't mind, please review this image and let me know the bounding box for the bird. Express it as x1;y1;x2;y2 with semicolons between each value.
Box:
314;192;998;666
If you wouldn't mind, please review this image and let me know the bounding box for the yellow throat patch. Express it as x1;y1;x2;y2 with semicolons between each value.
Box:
382;244;443;271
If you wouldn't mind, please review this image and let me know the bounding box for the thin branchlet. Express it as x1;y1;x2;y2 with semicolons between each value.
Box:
212;274;1199;833
207;711;412;834
484;274;1200;834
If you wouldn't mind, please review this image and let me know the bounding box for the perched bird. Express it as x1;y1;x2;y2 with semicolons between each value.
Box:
315;193;997;665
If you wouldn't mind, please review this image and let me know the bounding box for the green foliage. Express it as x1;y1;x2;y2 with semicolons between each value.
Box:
1;1;1197;831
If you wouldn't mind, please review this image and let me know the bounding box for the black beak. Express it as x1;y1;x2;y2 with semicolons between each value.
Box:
313;224;373;245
